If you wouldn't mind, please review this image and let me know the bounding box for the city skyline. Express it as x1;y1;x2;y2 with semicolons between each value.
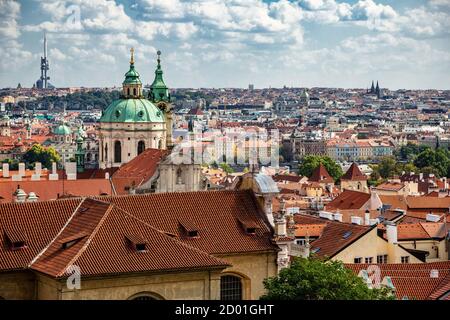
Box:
0;0;449;90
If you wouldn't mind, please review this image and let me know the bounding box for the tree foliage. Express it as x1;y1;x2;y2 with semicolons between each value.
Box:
1;158;19;170
22;144;61;169
298;155;343;181
413;148;450;177
395;143;430;162
219;162;234;174
261;257;394;300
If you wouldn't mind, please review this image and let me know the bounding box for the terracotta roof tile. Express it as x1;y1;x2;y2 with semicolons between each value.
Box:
111;148;169;195
308;164;334;183
341;163;367;181
346;262;450;300
0;198;82;271
326;190;371;210
294;214;373;259
31;199;229;278
95;190;277;255
0;179;112;202
0;190;277;276
379;195;408;211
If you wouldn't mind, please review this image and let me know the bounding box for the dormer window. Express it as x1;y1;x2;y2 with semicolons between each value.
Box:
10;240;26;250
135;243;146;252
237;218;259;235
60;232;88;250
179;220;200;238
4;230;27;250
246;227;256;235
188;230;198;238
125;234;148;252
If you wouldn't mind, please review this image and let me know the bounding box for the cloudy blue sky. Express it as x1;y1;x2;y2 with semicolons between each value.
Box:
1;0;449;89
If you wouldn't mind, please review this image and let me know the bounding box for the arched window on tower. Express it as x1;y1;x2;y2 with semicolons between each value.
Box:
158;139;162;149
137;141;145;155
133;88;137;96
114;141;122;163
105;143;108;161
127;88;130;96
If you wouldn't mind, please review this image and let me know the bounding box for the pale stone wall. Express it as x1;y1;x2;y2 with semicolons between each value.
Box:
217;252;278;300
56;270;222;300
0;271;35;300
1;251;278;300
341;180;368;193
99;121;166;168
157;163;204;193
399;239;447;262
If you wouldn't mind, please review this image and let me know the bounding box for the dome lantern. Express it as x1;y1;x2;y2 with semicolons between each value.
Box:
122;47;143;99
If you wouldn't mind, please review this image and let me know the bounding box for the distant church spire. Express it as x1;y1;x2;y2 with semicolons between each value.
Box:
370;80;375;93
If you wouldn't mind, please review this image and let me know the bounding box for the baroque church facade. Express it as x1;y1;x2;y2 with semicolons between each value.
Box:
98;49;173;169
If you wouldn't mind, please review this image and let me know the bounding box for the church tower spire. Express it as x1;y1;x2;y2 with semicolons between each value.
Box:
122;47;142;99
149;50;170;103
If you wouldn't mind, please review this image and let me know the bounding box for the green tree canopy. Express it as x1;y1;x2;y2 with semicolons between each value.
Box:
374;156;397;179
219;162;234;174
395;143;430;162
298;155;343;181
261;257;394;300
413;148;450;177
22;144;61;169
1;158;19;170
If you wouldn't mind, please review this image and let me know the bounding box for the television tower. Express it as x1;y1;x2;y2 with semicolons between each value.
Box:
39;33;50;89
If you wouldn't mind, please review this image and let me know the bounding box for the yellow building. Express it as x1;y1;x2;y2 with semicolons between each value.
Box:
293;214;423;264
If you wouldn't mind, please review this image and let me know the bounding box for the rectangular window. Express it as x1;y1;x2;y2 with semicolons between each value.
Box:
401;256;410;264
377;255;388;264
354;257;362;264
365;257;373;264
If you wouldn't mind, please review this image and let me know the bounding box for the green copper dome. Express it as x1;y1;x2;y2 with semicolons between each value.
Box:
100;49;164;124
99;99;164;123
54;124;72;135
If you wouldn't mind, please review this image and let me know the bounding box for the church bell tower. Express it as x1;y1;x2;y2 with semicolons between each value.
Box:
149;50;174;148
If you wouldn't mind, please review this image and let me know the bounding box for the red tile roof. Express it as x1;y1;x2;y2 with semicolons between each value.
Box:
390;222;448;240
406;196;450;210
30;198;229;278
0;198;81;272
308;164;334;183
0;179;113;202
0;190;277;276
272;174;303;183
341;163;367;181
379;195;408;211
326;190;371;210
111;148;169;195
294;214;373;259
346;262;450;300
96;190;277;255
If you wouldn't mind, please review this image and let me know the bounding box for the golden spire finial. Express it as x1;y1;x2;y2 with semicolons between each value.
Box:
130;47;135;64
